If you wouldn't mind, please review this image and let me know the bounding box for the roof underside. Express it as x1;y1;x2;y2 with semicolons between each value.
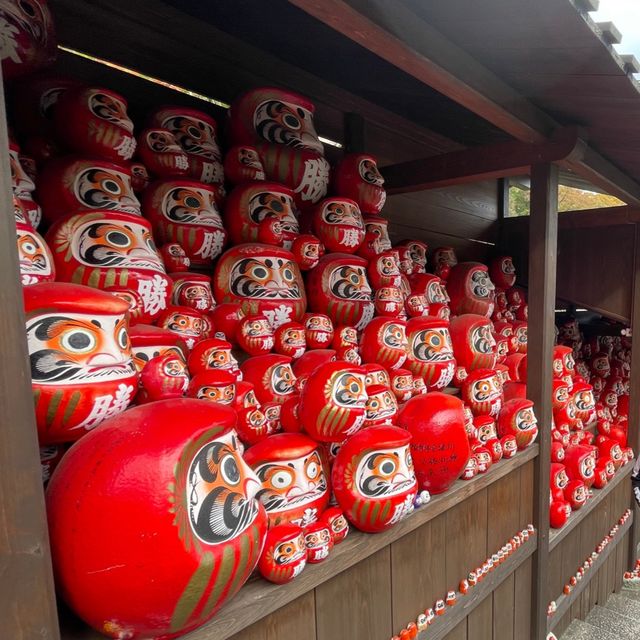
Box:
167;0;640;191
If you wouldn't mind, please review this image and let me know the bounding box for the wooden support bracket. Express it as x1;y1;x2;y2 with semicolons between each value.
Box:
597;21;623;45
382;128;586;194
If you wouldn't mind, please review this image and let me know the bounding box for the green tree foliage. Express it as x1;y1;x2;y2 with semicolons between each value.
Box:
508;185;625;217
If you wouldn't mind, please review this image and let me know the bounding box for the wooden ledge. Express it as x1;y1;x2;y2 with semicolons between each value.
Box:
417;534;537;640
548;511;633;632
61;446;537;640
549;462;633;551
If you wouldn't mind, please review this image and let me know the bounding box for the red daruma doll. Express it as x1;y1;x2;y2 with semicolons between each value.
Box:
332;425;418;533
332;153;386;215
298;360;368;442
24;283;138;445
46;399;267;639
257;524;307;584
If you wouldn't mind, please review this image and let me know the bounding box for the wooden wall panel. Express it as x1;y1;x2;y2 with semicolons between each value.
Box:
233;592;316;640
391;515;447;630
501;219;634;322
467;597;493;640
443;619;468;640
315;548;392;640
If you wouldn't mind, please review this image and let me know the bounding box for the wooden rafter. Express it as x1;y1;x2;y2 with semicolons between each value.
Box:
383;128;586;194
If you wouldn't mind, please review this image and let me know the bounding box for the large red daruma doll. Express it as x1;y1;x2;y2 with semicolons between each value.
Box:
447;262;496;317
396;392;470;494
148;106;224;184
405;316;456;390
228;87;330;207
298;360;367;442
224;181;300;249
24;283;138;445
332;153;386;215
46;210;172;323
497;398;538;450
449;314;497;372
214;243;307;328
142;179;227;267
54;87;137;162
310;197;365;254
306;253;374;331
46;399;267;639
332;425;417;533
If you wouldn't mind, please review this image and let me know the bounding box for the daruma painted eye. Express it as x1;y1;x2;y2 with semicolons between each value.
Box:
60;328;97;354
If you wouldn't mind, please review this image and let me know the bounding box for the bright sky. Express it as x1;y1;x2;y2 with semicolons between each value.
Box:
593;0;640;60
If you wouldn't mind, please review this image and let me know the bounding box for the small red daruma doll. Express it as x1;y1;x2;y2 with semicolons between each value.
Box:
332;153;386;215
364;384;398;428
462;369;503;418
447;262;495;317
497;398;538;450
390;368;414;403
224;181;300;249
332;425;417;533
187;338;240;378
298;360;367;442
431;247;458;280
159;243;190;272
357;216;392;260
55;87;137;162
397;240;428;275
136;354;189;404
368;250;402;290
306;253;374;331
321;506;349;544
550;463;570;501
244;433;330;527
303;312;334;349
24;283;138;445
170;272;215;313
187;370;236;405
405;316;456;391
129;324;187;373
359;317;408;370
257;524;306;584
237;314;275;356
148;106;224;184
15;220;55;285
311;197;365;254
156;306;208;351
46;399;267;639
564;480;587;510
274;321;307;359
214;243;307;328
304;521;333;563
291;234;324;270
374;286;405;317
136;128;190;178
489;256;517;290
563;444;597;488
553;345;576;387
240;354;298;406
449;314;497;372
224;145;266;185
410;273;450;320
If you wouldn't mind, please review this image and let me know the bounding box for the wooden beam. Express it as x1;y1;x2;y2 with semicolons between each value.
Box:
0;73;61;637
289;0;640;205
628;224;640;570
501;205;638;231
527;163;559;640
382;128;586;194
343;112;366;153
621;54;640;75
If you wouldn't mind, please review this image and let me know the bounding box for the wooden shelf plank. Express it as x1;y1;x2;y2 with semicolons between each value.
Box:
416;535;537;640
549;463;633;551
548;511;633;632
61;446;538;640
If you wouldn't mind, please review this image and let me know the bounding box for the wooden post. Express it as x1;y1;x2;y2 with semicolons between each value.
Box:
527;163;558;640
0;75;61;636
627;223;640;568
343;112;366;153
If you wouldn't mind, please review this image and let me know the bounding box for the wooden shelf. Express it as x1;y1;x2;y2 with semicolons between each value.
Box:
549;462;633;551
417;534;537;640
61;445;538;640
548;511;633;632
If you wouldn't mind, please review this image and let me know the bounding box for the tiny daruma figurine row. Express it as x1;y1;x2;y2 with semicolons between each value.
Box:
3;4;541;639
